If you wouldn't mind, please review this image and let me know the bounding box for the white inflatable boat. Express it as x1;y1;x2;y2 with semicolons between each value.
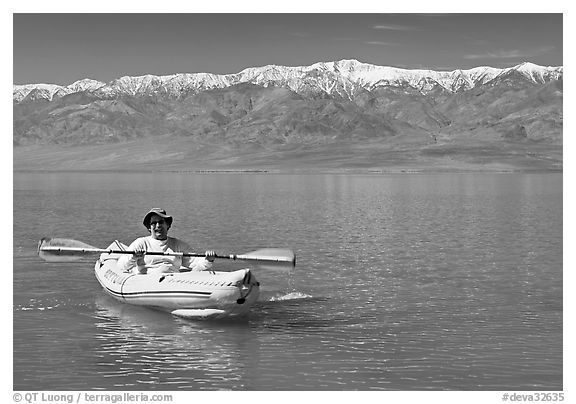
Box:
94;241;260;319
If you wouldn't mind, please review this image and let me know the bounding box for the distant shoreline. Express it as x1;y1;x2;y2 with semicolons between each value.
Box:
13;168;563;174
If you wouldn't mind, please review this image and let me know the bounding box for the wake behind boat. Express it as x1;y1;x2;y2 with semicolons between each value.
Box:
94;241;260;319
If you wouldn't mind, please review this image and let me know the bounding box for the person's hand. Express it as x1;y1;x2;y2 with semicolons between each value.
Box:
205;250;216;263
133;246;146;266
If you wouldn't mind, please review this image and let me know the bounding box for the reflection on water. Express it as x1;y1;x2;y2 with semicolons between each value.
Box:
14;173;562;390
92;296;259;390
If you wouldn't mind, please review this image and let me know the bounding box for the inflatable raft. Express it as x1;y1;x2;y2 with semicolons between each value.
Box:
95;241;260;319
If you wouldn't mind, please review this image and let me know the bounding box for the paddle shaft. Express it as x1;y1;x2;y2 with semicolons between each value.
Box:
39;246;293;263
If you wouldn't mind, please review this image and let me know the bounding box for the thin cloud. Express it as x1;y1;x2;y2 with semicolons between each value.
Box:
372;24;419;31
464;50;528;59
365;41;398;46
464;46;556;60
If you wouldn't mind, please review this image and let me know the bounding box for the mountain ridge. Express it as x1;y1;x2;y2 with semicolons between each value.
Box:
13;59;563;103
13;59;563;172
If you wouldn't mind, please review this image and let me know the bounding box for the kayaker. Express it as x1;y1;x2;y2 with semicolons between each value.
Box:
116;208;216;275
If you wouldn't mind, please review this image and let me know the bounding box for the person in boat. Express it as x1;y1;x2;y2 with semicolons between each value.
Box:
116;208;216;275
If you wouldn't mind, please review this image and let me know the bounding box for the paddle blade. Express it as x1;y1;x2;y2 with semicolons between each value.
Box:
37;237;100;262
235;248;296;272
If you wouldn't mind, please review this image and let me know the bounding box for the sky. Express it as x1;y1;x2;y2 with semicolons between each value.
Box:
12;12;564;86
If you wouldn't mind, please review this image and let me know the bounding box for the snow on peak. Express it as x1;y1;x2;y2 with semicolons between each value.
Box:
14;60;563;103
503;62;563;84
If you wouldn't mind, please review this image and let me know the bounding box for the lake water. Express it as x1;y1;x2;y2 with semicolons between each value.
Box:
13;172;562;391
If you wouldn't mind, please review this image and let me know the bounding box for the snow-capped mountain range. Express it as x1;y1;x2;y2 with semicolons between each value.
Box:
13;59;563;103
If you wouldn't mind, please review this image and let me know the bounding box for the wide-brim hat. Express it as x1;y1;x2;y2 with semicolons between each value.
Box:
143;208;173;229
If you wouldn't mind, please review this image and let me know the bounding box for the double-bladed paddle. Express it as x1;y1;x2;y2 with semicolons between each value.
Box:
37;237;296;270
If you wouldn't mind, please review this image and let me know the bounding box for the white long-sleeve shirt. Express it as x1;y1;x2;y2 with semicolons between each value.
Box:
116;236;212;275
